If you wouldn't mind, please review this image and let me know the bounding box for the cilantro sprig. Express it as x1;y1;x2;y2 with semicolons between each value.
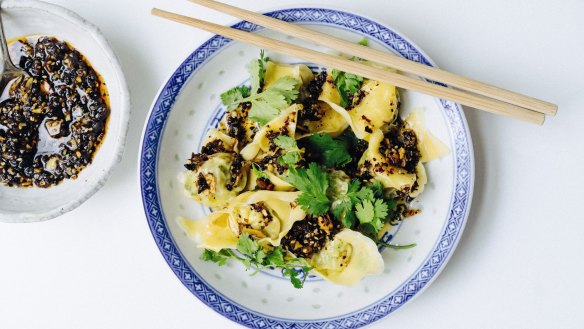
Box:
220;51;300;125
305;133;352;167
201;233;312;288
331;69;363;108
355;199;389;234
331;180;397;237
329;37;369;107
221;76;299;125
248;49;269;94
274;135;301;167
284;163;331;216
220;85;251;111
200;249;239;266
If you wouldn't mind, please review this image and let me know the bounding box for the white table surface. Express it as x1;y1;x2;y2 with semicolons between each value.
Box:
1;0;583;328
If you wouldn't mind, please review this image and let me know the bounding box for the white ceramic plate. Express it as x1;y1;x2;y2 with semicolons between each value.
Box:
140;7;473;328
0;0;130;223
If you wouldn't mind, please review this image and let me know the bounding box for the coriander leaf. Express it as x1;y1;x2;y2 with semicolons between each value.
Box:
220;85;251;111
237;232;259;256
370;180;384;198
285;163;331;215
268;76;299;102
200;249;232;266
284;268;303;289
242;76;299;125
332;198;355;228
354;186;374;203
332;180;366;228
355;200;375;224
355;199;384;232
248;98;282;125
274;135;297;150
206;234;314;288
296;191;330;216
332;180;390;230
252;163;268;179
373;199;389;220
255;249;266;265
306;133;352;167
358;37;368;46
355;198;389;234
331;69;364;107
274;135;301;167
266;247;285;266
347;180;361;194
278;151;301;167
384;198;397;214
248;49;269;94
248;61;261;94
359;222;381;236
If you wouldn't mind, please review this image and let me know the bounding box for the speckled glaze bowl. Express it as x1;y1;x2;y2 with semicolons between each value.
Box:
140;7;473;328
0;0;130;223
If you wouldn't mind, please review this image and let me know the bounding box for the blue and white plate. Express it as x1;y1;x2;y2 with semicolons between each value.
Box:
140;7;474;328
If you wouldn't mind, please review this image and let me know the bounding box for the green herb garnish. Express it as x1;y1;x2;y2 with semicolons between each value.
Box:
331;69;363;107
220;85;251;111
273;135;302;167
355;199;389;233
375;240;417;249
331;180;397;238
248;49;269;94
273;135;296;150
251;163;268;179
284;163;331;216
222;76;299;125
201;233;312;288
306;133;352;167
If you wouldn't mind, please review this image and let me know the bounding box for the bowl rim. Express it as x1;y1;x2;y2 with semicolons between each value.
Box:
0;0;131;223
139;6;474;328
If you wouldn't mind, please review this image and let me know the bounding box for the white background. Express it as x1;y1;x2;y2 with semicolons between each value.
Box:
1;0;583;328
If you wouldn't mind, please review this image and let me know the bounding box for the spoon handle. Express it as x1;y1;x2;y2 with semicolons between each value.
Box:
0;7;18;72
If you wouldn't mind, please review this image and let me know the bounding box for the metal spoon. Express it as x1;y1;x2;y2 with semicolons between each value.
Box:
0;6;29;100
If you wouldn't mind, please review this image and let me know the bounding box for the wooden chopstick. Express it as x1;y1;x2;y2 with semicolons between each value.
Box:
151;8;545;125
188;0;557;117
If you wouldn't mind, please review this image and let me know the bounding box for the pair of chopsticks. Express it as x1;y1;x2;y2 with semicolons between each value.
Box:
152;0;557;125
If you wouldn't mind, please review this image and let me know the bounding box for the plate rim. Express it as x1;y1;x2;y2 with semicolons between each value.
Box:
139;7;474;328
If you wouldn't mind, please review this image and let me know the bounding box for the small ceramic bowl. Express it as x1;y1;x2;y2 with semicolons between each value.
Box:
0;0;130;223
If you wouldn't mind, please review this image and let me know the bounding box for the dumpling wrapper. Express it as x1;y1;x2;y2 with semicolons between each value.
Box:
359;129;417;192
404;109;449;162
177;213;238;252
201;128;239;153
264;62;314;89
228;191;305;246
181;153;247;209
312;229;384;286
246;168;295;192
296;101;349;138
240;104;300;161
177;191;305;251
217;105;258;148
319;77;342;105
320;78;399;141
